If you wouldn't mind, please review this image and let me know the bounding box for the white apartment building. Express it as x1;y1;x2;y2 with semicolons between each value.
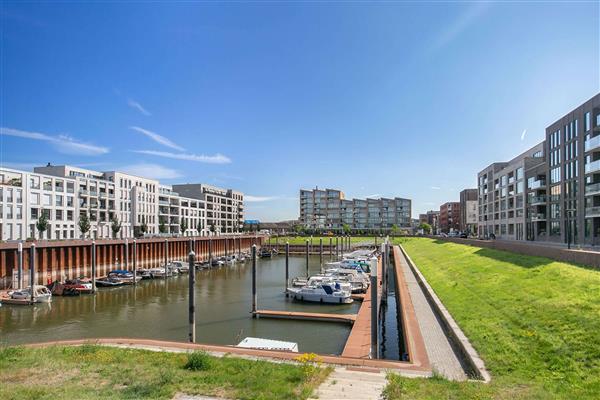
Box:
0;164;242;241
172;184;244;234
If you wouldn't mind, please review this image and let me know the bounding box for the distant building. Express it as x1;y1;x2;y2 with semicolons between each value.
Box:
439;202;460;233
0;164;243;241
459;189;478;234
299;187;412;233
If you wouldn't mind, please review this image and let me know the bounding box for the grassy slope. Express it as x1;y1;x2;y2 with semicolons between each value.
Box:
384;238;600;400
0;345;330;400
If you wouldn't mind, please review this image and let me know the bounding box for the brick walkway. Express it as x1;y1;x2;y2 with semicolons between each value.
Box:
309;367;387;400
397;255;468;381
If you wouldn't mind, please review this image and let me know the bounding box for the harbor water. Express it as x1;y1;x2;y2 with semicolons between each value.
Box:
0;255;360;354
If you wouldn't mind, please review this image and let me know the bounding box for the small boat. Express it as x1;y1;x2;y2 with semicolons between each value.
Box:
47;281;80;296
287;282;353;304
291;276;354;294
237;337;298;352
211;258;224;267
10;285;53;303
170;260;190;274
95;277;124;287
138;269;154;279
108;270;142;284
259;248;272;258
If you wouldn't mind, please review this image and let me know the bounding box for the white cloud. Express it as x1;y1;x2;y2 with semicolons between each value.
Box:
430;186;441;190
245;195;279;202
130;126;185;151
521;129;527;141
0;127;109;156
120;163;182;180
431;3;490;51
127;99;151;116
133;149;231;164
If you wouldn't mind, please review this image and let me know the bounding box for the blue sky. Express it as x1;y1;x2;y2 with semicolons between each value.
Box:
1;2;598;221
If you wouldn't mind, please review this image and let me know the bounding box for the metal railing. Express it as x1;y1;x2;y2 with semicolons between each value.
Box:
585;160;600;174
585;206;600;218
584;135;600;152
585;182;600;196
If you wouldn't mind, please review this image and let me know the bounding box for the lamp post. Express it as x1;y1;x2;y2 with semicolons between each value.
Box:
566;208;576;249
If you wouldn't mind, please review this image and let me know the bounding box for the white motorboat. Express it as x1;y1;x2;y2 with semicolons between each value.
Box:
291;276;354;294
10;285;52;303
324;268;370;292
237;337;298;352
287;282;353;304
170;261;189;273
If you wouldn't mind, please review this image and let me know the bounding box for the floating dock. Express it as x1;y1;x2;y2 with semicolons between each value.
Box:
253;309;357;324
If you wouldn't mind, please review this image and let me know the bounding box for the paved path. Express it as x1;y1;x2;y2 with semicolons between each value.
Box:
309;367;387;400
397;255;468;381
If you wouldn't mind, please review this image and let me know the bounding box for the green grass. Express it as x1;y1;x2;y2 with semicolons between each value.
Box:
0;345;331;400
384;237;600;400
267;236;379;246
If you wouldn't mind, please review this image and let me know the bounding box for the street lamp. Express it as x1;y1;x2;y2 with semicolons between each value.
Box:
566;208;576;249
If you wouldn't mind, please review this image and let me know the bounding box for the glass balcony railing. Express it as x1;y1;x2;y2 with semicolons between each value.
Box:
585;182;600;196
584;135;600;152
528;180;546;190
529;195;547;204
585;160;600;174
530;213;547;221
585;206;600;218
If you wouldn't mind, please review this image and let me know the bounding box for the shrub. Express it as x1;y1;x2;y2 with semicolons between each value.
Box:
184;351;213;371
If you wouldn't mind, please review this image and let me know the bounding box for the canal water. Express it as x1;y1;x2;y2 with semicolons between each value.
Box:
0;255;360;355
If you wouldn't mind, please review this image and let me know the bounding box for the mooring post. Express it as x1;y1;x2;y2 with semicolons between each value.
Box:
285;242;290;296
133;239;137;285
329;237;333;260
336;237;339;259
238;236;241;258
29;244;36;303
188;239;196;343
370;256;379;359
225;237;228;258
125;238;129;271
164;239;168;279
305;239;309;277
209;238;213;265
18;241;23;289
319;238;323;272
91;240;96;293
381;243;387;305
251;245;257;315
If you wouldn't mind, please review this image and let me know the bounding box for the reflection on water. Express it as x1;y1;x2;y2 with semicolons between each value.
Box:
0;256;359;355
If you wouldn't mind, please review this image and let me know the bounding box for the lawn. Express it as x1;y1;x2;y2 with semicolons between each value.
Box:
384;237;600;400
266;236;380;246
0;345;330;400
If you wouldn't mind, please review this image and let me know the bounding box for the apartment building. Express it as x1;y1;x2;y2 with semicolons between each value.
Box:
172;184;244;234
0;164;242;241
299;187;412;232
439;202;460;233
459;189;478;234
418;210;440;233
541;93;600;245
477;143;545;240
477;92;600;246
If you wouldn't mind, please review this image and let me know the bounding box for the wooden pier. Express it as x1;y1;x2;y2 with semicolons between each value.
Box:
253;309;357;324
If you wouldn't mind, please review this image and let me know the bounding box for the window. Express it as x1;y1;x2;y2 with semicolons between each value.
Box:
516;167;523;180
30;176;40;189
67;182;75;193
16;189;22;203
43;194;52;206
67;196;74;207
550;167;561;184
43;178;52;191
16;206;22;219
585;112;591;131
550;221;561;236
56;210;63;221
31;208;39;219
30;193;40;205
55;180;64;192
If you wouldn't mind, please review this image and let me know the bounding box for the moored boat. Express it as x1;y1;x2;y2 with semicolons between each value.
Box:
10;285;53;303
287;282;353;304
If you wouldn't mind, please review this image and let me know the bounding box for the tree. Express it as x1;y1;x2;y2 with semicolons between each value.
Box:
111;215;122;239
390;224;399;237
342;223;351;235
197;220;202;234
140;216;148;235
210;223;216;235
180;219;188;236
418;223;432;235
159;220;167;234
78;213;91;239
36;209;49;239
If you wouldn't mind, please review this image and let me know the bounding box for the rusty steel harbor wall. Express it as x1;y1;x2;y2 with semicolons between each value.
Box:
0;235;265;289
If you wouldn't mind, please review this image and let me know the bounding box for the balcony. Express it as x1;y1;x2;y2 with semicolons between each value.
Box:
585;206;600;218
529;180;546;190
529;195;547;205
584;135;600;152
79;189;89;195
159;200;169;206
585;160;600;174
585;182;600;196
530;213;547;221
